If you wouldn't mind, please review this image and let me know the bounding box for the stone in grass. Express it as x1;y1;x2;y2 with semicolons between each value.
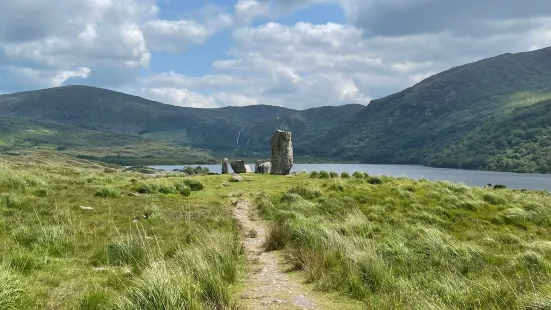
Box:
80;206;94;211
230;175;244;182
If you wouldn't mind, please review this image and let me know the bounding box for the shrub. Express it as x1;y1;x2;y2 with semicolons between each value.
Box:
319;171;330;179
493;184;507;189
182;179;204;191
329;172;339;178
352;172;364;179
310;171;319;178
341;172;350;178
367;176;383;184
133;180;179;195
179;166;210;176
177;185;191;197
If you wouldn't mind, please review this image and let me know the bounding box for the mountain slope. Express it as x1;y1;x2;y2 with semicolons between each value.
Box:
313;46;551;173
0;85;364;158
0;115;215;165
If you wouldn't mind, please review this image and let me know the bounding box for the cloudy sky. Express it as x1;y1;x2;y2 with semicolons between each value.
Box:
1;0;551;109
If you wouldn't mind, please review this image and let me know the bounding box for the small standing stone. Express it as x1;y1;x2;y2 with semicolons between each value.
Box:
271;130;293;175
256;162;272;174
222;158;229;174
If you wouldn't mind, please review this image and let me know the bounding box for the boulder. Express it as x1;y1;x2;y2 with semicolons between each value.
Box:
222;158;229;174
271;130;293;175
255;161;272;174
230;160;247;174
230;175;244;182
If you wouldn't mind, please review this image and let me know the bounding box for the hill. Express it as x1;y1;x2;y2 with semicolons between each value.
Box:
0;86;364;159
312;46;551;173
0;115;216;165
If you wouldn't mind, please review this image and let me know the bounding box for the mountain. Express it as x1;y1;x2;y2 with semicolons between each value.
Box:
312;46;551;173
0;115;216;165
0;85;364;162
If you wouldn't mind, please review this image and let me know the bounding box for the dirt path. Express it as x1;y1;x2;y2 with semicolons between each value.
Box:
233;198;318;310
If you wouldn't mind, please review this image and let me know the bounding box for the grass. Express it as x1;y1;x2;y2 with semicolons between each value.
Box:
0;152;242;309
3;154;551;309
256;172;551;309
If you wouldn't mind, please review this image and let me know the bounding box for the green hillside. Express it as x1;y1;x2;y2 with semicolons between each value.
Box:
0;116;215;165
0;86;364;158
313;46;551;173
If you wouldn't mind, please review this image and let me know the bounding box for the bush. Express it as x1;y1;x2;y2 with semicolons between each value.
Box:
319;171;330;179
493;184;507;189
177;185;191;197
341;172;350;178
367;176;383;184
329;172;339;178
179;166;210;176
352;172;364;179
182;179;204;191
310;171;319;178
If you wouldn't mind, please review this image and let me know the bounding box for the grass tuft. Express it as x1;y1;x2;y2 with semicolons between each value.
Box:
0;265;23;310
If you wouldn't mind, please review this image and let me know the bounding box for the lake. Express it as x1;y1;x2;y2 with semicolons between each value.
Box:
149;163;551;191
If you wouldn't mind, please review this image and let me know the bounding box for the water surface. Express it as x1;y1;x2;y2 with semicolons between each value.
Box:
149;164;551;191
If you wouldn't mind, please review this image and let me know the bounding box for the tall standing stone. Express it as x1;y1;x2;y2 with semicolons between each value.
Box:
222;158;229;174
271;130;293;175
230;160;247;174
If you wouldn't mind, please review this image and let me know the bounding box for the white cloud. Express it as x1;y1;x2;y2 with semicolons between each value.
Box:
2;0;551;111
0;0;232;89
143;20;214;53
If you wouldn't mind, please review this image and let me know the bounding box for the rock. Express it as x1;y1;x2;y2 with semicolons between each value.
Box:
222;158;229;174
230;160;248;174
271;130;293;175
230;175;244;182
80;206;94;211
255;161;272;174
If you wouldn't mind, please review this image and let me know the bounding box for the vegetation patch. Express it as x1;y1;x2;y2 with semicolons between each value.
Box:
257;177;551;309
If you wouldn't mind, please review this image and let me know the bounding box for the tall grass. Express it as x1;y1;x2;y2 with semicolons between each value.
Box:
0;154;242;309
258;178;551;309
112;231;242;309
0;265;23;310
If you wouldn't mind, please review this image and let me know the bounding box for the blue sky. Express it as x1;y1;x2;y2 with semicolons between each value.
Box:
1;0;551;108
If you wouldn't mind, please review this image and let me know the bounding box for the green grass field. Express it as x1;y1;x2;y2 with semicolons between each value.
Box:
1;153;551;309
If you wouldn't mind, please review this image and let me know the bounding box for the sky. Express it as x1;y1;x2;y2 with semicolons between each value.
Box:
1;0;551;109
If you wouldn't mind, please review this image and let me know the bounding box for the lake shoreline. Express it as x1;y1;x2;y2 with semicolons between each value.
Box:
148;163;551;191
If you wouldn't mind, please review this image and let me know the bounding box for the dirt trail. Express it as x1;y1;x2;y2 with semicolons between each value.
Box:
233;199;319;310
